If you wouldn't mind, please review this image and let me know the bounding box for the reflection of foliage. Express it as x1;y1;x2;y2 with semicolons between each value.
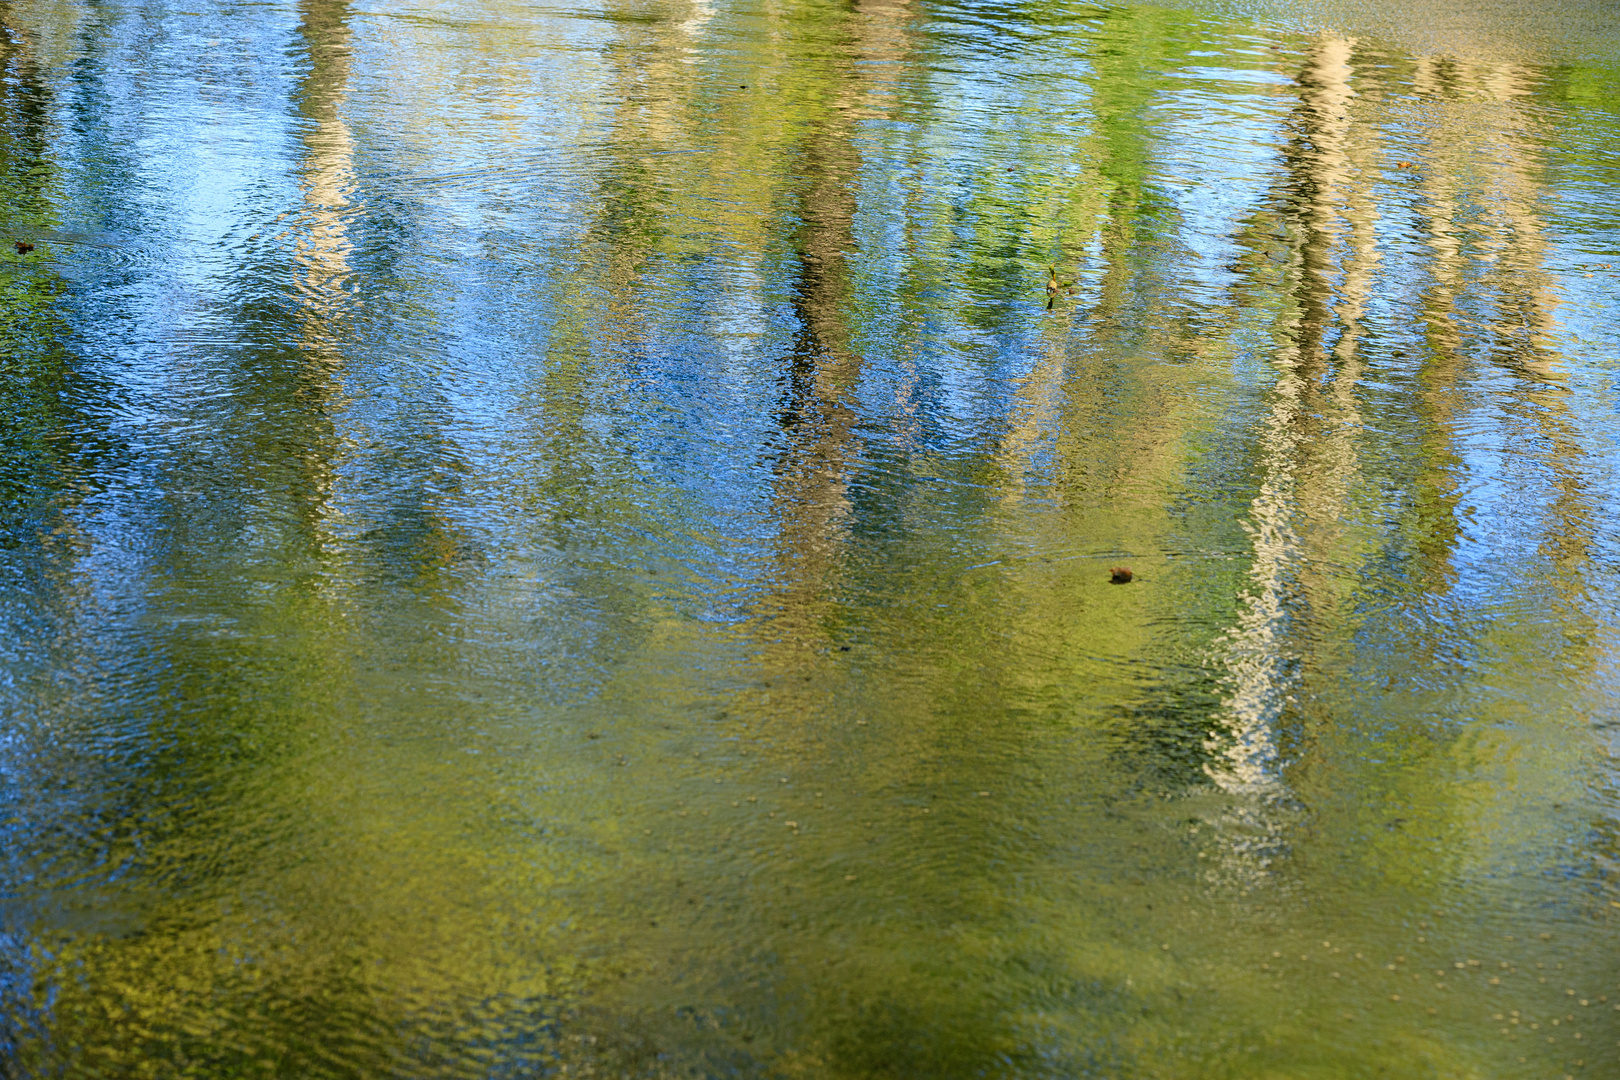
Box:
588;158;672;250
0;279;96;545
12;924;571;1079
943;3;1205;328
1108;669;1230;792
0;28;103;552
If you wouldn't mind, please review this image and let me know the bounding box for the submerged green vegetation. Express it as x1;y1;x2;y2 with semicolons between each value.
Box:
1;0;1617;1077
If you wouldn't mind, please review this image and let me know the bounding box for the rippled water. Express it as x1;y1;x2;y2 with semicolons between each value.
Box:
3;0;1619;1076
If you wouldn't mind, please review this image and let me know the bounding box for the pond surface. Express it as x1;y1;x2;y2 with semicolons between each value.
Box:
2;0;1619;1076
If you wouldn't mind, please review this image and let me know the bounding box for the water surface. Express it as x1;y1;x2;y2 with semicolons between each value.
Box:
2;0;1619;1076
